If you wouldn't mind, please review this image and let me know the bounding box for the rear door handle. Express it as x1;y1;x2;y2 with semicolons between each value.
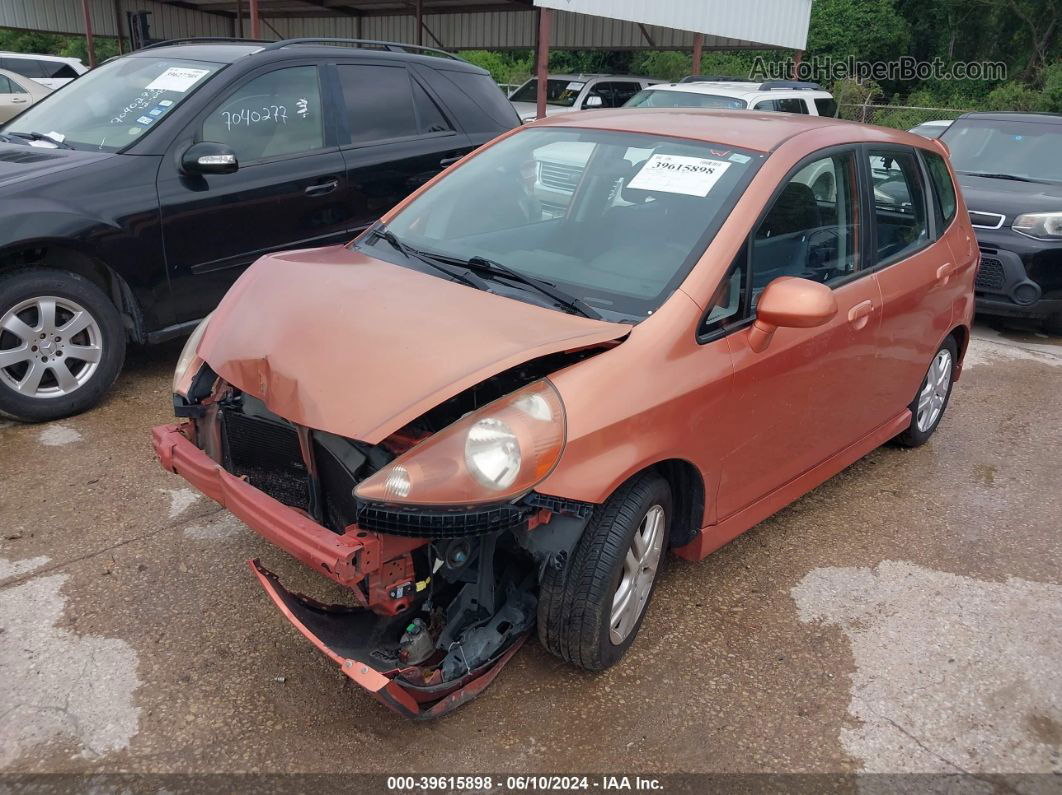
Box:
304;178;338;197
439;155;463;167
847;299;875;329
936;261;957;284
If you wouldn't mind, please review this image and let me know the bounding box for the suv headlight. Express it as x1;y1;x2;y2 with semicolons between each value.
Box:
354;380;565;506
1012;211;1062;239
172;313;212;396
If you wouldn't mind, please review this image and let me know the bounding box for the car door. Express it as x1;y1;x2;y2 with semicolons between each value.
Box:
158;62;353;323
709;149;887;518
866;146;964;418
333;61;474;233
0;74;31;123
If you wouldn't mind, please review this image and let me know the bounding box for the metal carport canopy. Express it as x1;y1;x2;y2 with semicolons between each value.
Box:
533;0;811;51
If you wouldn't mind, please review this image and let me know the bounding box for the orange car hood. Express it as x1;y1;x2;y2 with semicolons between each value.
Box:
197;246;630;443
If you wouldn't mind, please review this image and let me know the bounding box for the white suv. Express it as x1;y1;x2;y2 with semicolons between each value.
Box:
0;53;88;90
625;78;837;117
509;74;660;123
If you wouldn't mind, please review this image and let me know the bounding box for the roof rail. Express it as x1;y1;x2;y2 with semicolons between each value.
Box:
262;38;466;62
759;80;822;91
138;37;272;51
680;74;755;83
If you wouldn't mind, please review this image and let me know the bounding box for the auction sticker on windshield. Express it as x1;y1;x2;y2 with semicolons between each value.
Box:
146;67;211;93
627;154;732;197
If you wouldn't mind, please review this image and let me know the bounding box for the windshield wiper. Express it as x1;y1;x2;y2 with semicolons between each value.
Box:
8;131;73;149
959;171;1044;183
366;225;490;292
463;256;602;320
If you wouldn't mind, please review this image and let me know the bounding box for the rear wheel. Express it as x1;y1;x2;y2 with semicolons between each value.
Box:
538;472;671;671
894;336;957;447
0;269;125;422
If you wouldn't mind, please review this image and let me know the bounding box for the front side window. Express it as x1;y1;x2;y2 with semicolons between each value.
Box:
509;78;583;108
868;150;930;263
202;66;324;162
0;57;44;78
751;152;861;294
625;89;747;110
2;55;223;151
363;128;762;320
588;81;640;108
923;150;957;225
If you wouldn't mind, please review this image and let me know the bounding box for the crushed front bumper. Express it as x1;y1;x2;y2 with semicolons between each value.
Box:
251;560;526;719
152;423;527;718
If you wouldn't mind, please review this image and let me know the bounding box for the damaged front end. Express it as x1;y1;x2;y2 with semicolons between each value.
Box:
153;351;600;718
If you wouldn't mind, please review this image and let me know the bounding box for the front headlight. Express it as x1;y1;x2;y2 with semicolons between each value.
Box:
1012;211;1062;239
354;380;565;506
172;313;212;396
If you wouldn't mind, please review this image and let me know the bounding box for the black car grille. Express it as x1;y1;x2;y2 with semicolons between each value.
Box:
355;502;532;539
976;255;1006;291
222;410;310;513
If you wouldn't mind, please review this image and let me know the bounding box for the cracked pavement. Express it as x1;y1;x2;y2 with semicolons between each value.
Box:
0;322;1059;774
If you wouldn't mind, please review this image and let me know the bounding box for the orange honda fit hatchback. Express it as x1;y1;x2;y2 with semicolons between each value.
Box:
154;109;976;718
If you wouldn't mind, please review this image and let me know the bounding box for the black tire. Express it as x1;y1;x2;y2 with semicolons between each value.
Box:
894;335;958;448
0;269;126;422
538;471;672;671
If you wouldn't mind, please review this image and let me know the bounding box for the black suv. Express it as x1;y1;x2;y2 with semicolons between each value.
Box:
0;38;519;421
941;112;1062;333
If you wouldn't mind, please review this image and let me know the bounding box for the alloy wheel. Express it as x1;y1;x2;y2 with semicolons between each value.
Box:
609;504;666;645
916;348;952;432
0;295;103;399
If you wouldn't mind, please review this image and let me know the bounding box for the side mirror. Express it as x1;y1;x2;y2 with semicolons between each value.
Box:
748;276;837;353
181;142;238;175
583;95;604;108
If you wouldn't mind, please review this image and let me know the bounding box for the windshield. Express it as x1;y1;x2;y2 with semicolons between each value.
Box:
2;56;223;151
625;89;748;110
943;118;1062;183
509;78;584;108
360;127;762;321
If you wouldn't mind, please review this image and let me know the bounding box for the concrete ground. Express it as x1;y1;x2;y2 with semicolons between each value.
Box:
1;322;1060;777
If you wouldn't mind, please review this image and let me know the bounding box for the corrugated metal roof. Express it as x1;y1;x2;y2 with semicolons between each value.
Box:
535;0;812;50
0;0;806;50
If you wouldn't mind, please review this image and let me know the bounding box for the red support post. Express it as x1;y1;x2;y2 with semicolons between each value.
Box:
236;0;244;38
792;49;804;80
416;0;424;46
691;32;703;75
249;0;261;39
535;8;552;120
81;0;96;68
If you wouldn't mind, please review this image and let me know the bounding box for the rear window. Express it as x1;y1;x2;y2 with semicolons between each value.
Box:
923;150;957;224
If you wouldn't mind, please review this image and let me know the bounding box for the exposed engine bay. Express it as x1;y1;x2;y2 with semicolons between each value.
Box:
167;348;605;717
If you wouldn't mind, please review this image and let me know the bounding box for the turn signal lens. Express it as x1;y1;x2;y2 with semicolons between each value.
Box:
354;380;565;506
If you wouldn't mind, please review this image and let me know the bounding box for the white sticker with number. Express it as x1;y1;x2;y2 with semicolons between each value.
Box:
146;67;210;93
627;154;732;197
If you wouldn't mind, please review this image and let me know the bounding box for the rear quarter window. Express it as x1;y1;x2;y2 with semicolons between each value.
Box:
923;150;957;225
815;97;838;117
434;68;520;130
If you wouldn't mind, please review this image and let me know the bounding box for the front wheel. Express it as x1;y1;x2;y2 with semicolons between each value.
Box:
0;269;126;422
538;472;671;671
894;336;958;448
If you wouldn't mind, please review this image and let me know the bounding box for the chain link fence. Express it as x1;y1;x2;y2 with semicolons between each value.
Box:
838;103;971;130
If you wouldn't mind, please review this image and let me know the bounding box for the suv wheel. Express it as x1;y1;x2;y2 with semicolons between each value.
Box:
538;472;671;671
0;269;125;422
894;336;958;448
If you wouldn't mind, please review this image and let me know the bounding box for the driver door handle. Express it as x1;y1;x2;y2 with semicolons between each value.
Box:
10;97;27;104
936;261;957;284
304;178;338;197
847;299;875;329
439;155;463;167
